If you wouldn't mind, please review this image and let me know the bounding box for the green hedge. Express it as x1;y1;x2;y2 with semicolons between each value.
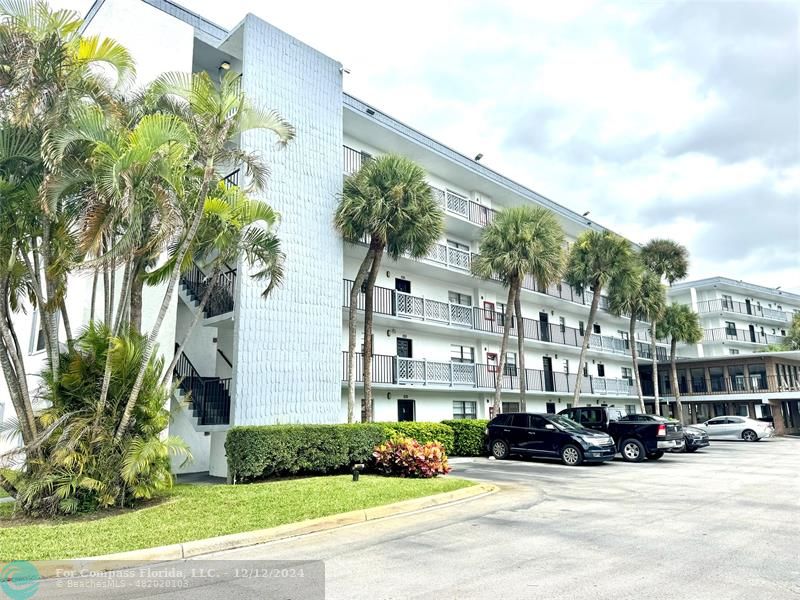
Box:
380;422;455;455
226;423;395;481
441;419;489;456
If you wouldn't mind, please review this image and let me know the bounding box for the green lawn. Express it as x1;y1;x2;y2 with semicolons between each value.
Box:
0;488;7;498
0;475;473;561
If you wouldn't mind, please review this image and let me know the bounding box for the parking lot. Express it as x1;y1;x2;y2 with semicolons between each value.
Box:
55;437;798;600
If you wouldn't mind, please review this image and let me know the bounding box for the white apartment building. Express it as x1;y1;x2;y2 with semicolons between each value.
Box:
0;0;669;476
669;277;799;358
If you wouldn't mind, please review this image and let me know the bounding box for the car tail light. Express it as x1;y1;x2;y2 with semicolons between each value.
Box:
657;424;666;437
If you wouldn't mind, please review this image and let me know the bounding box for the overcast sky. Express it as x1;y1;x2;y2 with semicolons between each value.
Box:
59;0;800;292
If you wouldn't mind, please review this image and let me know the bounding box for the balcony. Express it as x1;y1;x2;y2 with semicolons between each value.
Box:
342;352;637;396
650;374;799;398
704;327;786;346
343;280;667;360
180;264;236;319
696;298;790;323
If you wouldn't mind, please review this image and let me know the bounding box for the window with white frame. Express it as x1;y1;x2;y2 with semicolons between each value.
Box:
618;330;629;349
722;294;733;309
504;352;517;376
29;310;47;354
450;345;475;363
559;316;566;333
621;367;633;385
452;400;477;419
625;404;636;414
448;291;472;306
447;239;469;252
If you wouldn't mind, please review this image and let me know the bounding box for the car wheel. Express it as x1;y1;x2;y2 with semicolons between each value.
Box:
620;439;646;463
741;429;758;442
560;444;583;466
491;439;510;459
646;451;664;460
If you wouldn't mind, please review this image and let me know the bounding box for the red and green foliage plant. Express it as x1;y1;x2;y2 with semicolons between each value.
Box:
373;437;451;478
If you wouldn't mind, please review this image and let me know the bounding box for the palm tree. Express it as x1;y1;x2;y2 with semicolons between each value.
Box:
640;239;689;415
157;181;285;386
335;154;444;422
472;206;565;413
564;230;632;406
608;261;666;412
657;304;702;424
114;69;294;442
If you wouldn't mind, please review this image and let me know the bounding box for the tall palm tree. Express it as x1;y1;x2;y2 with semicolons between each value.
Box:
335;154;444;422
472;206;565;413
657;304;702;424
640;239;689;415
608;261;666;412
114;70;294;442
564;230;632;406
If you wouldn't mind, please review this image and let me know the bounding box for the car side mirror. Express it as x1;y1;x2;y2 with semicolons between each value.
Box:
545;424;556;430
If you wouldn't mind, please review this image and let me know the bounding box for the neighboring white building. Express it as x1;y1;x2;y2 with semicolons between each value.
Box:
668;277;799;358
1;0;673;476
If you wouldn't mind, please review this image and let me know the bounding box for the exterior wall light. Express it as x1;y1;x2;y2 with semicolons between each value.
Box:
219;61;231;70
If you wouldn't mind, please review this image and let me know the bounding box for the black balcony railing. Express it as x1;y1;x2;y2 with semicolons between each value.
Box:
696;298;790;322
223;169;240;188
646;374;798;398
343;145;372;175
181;264;236;318
174;352;231;426
704;327;786;346
341;352;636;396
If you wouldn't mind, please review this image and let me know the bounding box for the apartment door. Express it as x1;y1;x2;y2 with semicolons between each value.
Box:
745;299;752;315
543;356;555;392
397;399;415;422
748;324;756;343
396;338;413;358
546;401;557;414
539;312;550;342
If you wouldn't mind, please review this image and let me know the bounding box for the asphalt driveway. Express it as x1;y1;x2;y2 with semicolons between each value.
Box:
35;437;800;600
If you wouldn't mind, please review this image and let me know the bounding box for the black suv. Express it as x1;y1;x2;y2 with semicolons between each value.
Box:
486;413;616;466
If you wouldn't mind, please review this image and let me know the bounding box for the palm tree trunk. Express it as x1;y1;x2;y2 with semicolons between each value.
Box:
346;249;376;423
90;268;98;322
670;338;683;424
629;315;644;412
362;239;384;422
98;260;134;413
60;299;73;344
103;263;111;325
494;286;517;414
513;279;526;412
650;321;660;415
572;286;601;404
0;471;16;499
129;266;144;335
115;161;217;443
161;268;221;387
0;278;35;444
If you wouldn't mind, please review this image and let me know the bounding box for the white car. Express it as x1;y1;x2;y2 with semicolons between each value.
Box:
695;416;774;442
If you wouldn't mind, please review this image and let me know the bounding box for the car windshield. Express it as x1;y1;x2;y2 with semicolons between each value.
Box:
548;415;585;432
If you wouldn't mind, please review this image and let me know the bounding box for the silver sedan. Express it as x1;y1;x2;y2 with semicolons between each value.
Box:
695;416;774;442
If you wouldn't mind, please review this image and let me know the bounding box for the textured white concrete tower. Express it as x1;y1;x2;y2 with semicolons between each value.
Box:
232;16;344;425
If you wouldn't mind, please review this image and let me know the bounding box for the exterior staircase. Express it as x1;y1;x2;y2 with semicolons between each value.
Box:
180;263;236;319
174;352;231;427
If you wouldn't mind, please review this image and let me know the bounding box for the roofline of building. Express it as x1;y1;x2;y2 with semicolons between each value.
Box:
669;350;800;366
669;277;800;303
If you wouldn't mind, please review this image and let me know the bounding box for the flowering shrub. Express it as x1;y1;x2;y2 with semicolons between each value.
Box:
373;437;451;478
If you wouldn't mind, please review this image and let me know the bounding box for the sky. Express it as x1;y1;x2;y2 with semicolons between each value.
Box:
57;0;800;292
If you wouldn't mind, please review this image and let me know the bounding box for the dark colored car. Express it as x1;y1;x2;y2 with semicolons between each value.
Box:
559;406;684;462
678;425;710;453
486;413;616;466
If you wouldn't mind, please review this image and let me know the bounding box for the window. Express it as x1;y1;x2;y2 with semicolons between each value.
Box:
593;323;601;334
625;404;637;415
452;401;477;419
778;305;783;311
563;359;570;374
559;317;566;333
503;352;517;377
621;367;633;384
483;301;495;320
530;415;549;429
579;321;585;336
582;362;588;377
722;294;733;309
395;278;411;294
497;302;508;327
729;349;740;355
597;363;605;377
504;352;517;377
29;311;47;354
446;239;469;252
619;331;629;349
502;402;521;413
450;345;474;363
725;321;736;336
781;329;786;336
487;352;499;373
448;291;471;306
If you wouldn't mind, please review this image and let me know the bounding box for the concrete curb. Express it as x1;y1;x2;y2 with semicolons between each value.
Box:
30;482;497;578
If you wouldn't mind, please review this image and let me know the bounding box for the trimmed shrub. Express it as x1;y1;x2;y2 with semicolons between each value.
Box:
225;423;395;481
441;419;489;456
380;422;455;454
373;437;451;478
